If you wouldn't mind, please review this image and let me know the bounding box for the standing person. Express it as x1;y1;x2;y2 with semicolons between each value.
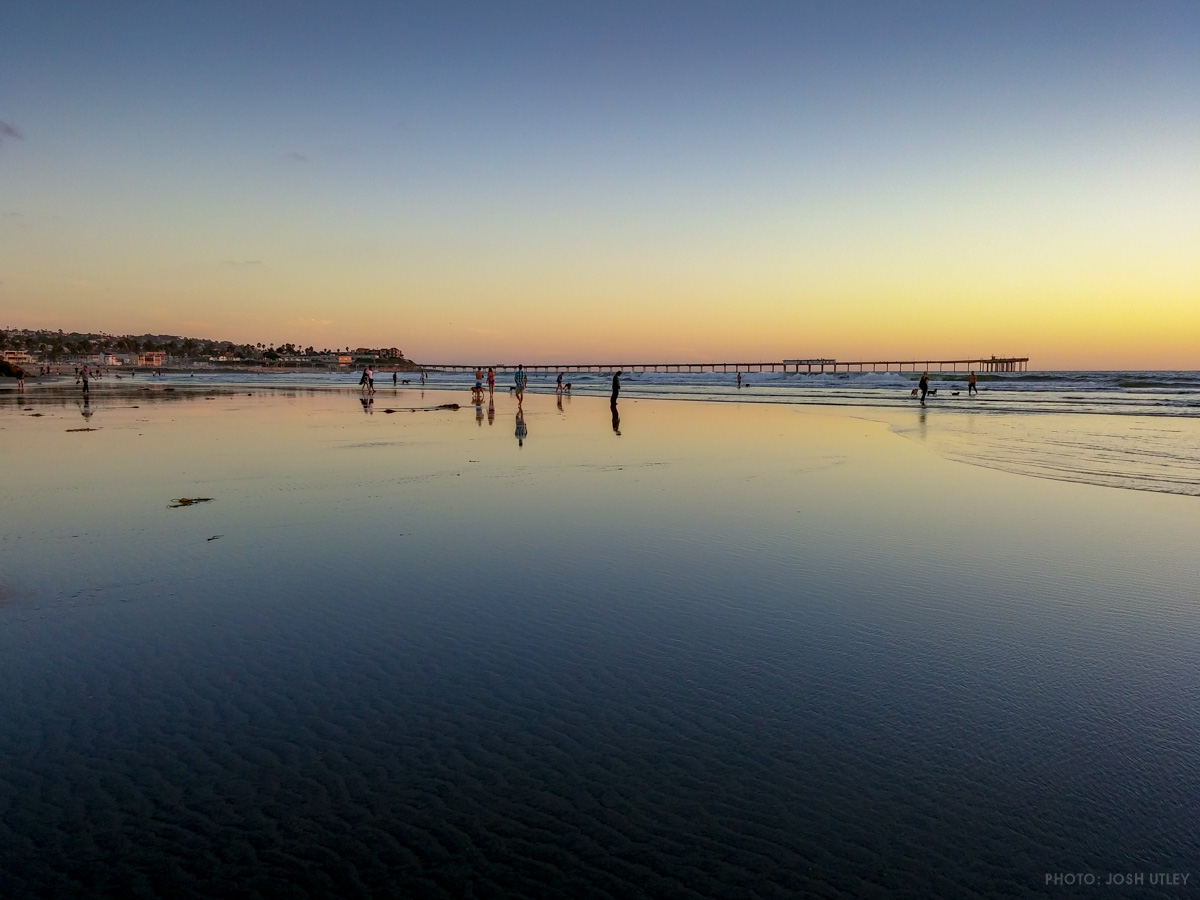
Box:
393;371;398;387
359;368;369;392
367;366;375;393
610;370;622;407
487;367;495;394
473;367;485;402
968;371;978;396
556;371;563;393
514;364;528;402
79;365;90;396
918;371;929;405
421;369;426;386
16;367;25;393
737;372;742;389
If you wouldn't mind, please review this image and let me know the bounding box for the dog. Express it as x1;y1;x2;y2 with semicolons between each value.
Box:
910;388;919;397
401;379;411;384
565;383;572;392
928;388;937;396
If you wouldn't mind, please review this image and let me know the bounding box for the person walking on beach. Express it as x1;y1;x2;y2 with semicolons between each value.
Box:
487;367;495;394
514;364;528;402
610;370;622;407
556;371;564;393
473;367;485;403
918;371;929;405
78;365;90;396
359;368;369;392
968;371;978;396
393;371;397;387
16;367;25;393
737;372;742;389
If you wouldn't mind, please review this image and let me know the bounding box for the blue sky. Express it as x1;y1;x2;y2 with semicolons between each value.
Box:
2;2;1197;365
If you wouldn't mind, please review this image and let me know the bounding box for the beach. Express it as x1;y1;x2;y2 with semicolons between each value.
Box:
1;385;1198;896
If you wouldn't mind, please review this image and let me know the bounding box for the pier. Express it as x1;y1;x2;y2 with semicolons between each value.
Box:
422;356;1029;374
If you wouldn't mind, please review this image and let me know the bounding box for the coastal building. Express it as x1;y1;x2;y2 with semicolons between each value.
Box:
3;350;33;364
138;351;166;367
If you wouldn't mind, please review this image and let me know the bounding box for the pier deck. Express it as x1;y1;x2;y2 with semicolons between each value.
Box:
423;357;1029;375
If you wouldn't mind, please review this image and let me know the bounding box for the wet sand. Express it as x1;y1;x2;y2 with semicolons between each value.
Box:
1;390;1197;897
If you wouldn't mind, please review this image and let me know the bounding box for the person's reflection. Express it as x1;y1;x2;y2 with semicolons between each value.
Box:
556;393;563;412
475;399;484;426
515;407;527;446
916;408;926;439
360;397;374;414
487;398;495;425
611;403;621;436
79;397;94;420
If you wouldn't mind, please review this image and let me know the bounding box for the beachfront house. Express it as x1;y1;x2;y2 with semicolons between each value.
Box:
3;350;33;365
138;351;166;367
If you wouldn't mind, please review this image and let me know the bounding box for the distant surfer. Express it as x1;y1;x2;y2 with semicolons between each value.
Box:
968;371;978;396
919;371;929;405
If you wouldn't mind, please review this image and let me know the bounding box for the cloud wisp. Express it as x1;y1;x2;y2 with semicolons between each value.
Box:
0;121;24;146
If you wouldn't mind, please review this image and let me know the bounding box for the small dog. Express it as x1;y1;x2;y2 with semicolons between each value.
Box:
951;391;959;396
910;388;919;397
565;383;572;392
401;379;411;384
928;388;937;396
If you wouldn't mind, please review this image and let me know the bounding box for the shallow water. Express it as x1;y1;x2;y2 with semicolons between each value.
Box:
1;392;1198;897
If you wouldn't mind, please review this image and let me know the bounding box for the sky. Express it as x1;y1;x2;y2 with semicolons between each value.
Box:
1;1;1197;368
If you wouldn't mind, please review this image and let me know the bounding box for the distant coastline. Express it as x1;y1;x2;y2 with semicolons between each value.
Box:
0;327;414;371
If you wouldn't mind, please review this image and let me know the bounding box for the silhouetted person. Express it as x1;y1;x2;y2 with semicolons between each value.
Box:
393;371;397;387
556;371;564;392
918;371;929;405
968;371;978;396
514;364;528;402
610;370;622;407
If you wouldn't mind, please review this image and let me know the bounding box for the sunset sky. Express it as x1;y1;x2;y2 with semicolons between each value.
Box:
1;2;1197;368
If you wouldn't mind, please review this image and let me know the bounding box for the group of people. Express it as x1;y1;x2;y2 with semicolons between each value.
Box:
917;370;978;404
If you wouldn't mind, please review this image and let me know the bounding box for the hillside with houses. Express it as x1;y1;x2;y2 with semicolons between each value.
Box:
1;328;412;370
